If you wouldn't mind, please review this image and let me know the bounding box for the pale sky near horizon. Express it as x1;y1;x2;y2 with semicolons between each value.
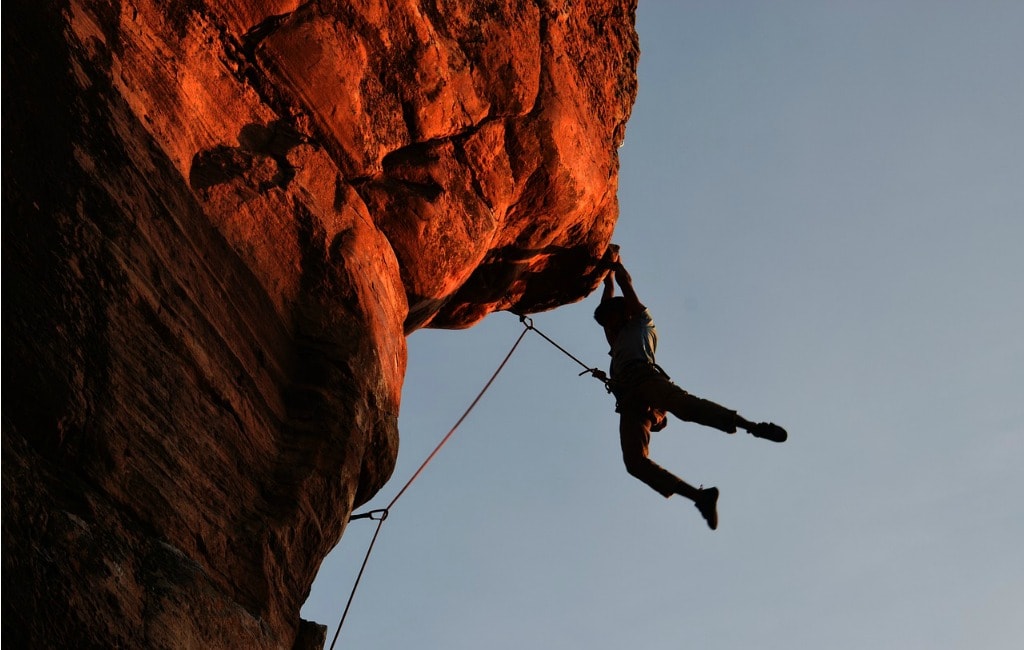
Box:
301;3;1024;648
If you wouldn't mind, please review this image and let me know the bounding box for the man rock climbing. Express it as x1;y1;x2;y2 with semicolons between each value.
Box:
593;246;787;530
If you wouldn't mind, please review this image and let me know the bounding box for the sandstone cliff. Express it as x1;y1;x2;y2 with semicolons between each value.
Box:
2;1;637;647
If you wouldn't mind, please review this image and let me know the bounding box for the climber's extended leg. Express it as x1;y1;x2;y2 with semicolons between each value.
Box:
634;377;787;442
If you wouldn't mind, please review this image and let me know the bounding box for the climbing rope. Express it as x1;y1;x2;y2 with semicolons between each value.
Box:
330;313;608;648
329;323;529;649
516;314;611;389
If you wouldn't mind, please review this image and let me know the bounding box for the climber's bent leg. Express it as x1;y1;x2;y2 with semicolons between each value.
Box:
618;407;699;500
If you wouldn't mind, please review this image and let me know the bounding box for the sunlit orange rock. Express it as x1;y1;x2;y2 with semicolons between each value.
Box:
3;1;637;647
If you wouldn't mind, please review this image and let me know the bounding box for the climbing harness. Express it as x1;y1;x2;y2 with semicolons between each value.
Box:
330;313;607;648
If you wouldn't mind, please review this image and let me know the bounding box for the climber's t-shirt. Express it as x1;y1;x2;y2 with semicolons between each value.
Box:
609;308;658;380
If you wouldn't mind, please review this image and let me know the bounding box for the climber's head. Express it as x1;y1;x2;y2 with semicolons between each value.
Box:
594;296;627;330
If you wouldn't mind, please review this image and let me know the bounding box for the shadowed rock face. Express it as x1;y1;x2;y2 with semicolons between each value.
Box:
2;1;637;647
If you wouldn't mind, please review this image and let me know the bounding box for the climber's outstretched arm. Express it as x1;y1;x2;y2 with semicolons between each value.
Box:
613;260;645;319
599;244;619;304
601;267;616;302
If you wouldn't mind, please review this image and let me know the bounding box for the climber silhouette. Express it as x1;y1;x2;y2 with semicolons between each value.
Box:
593;246;787;530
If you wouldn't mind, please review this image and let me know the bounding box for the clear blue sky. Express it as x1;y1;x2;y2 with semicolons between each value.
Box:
302;3;1024;648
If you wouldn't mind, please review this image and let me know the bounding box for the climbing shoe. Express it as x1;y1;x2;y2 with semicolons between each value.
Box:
694;487;719;530
748;422;787;443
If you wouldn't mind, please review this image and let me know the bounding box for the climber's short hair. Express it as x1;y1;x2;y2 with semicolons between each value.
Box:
594;297;626;327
